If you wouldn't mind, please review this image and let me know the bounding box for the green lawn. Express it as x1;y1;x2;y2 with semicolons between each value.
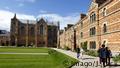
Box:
0;47;49;53
0;47;78;68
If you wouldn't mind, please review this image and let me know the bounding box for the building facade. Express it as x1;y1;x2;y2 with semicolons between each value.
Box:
60;0;120;51
0;30;10;46
10;14;58;47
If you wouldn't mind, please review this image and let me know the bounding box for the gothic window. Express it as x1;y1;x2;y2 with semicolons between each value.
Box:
40;25;44;35
103;24;107;33
21;26;25;35
90;12;96;23
90;27;96;36
103;8;106;16
31;27;34;36
81;22;83;28
11;22;16;33
90;41;96;49
80;32;83;38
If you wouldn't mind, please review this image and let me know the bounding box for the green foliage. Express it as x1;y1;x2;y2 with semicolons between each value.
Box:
48;49;78;68
113;54;120;63
64;46;71;50
81;41;88;52
0;47;49;53
85;50;98;57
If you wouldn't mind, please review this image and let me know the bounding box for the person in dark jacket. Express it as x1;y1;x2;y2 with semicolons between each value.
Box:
76;47;80;58
99;44;106;67
105;47;112;65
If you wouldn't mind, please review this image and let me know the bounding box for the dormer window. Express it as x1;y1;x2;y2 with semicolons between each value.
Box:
90;12;96;23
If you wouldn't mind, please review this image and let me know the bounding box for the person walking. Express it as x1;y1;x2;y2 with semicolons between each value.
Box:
80;48;84;59
105;47;112;65
97;47;102;64
76;46;80;59
99;44;106;67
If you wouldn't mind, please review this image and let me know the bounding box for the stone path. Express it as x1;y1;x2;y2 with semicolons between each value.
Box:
0;53;48;55
52;48;120;68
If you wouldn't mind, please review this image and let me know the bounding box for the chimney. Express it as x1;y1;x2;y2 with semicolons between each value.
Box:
80;14;86;19
64;27;67;31
67;24;73;29
93;0;108;6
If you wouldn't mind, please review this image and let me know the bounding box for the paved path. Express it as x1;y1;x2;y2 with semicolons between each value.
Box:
52;48;120;68
0;52;48;55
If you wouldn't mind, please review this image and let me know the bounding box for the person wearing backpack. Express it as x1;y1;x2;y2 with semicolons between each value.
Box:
99;44;106;67
76;46;80;59
105;47;112;65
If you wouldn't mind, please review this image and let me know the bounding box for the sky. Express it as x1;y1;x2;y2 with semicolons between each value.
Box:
0;0;91;31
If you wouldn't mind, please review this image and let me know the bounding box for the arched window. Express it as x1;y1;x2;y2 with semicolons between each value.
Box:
90;27;96;36
93;13;96;21
103;8;106;16
90;12;96;23
21;26;25;35
103;24;107;33
81;22;83;28
80;32;83;38
31;27;34;36
40;25;44;35
90;41;96;49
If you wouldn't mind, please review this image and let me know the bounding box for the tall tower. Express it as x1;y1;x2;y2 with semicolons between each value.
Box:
10;13;18;46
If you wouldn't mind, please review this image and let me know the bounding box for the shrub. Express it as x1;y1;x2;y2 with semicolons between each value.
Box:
85;50;98;57
81;41;88;52
64;46;71;50
113;54;120;63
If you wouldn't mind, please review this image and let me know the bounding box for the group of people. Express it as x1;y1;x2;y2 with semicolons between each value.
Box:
76;44;112;67
98;44;112;67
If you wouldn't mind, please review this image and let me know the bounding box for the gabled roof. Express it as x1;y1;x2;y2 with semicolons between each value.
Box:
12;14;58;26
88;1;98;12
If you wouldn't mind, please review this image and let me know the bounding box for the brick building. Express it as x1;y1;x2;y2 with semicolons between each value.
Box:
0;30;10;46
10;14;59;47
59;0;120;51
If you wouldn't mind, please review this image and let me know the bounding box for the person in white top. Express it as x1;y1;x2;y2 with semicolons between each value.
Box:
80;48;84;59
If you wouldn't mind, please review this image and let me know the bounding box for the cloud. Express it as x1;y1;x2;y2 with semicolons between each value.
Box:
0;10;35;31
0;10;80;31
37;13;80;29
39;10;48;14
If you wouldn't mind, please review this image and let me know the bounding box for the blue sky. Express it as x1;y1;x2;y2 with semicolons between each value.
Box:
0;0;91;31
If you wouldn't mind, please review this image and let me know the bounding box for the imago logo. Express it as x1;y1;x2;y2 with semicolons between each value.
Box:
75;61;100;67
